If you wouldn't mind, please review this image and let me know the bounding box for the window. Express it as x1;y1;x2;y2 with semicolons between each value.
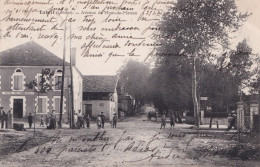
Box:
13;68;24;91
53;96;66;113
55;76;62;90
38;97;48;113
55;98;60;113
54;69;62;91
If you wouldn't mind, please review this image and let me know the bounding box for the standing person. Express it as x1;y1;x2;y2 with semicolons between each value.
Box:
45;114;49;127
74;113;79;129
84;114;91;128
96;115;102;129
100;112;105;128
160;114;166;129
77;110;83;128
48;110;56;129
28;113;33;129
112;113;118;128
0;107;6;129
40;115;45;127
170;114;175;129
228;111;237;130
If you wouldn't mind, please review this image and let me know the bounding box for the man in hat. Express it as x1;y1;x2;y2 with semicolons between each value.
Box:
0;107;6;129
100;112;105;128
112;113;118;128
228;111;236;130
28;113;33;129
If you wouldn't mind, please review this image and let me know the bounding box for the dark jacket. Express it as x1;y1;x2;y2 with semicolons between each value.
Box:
28;115;33;123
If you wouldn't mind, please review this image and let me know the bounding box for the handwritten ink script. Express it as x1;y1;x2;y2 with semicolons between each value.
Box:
0;0;175;62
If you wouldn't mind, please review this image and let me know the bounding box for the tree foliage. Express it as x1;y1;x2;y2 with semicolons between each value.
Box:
118;60;151;110
26;68;55;94
150;0;250;119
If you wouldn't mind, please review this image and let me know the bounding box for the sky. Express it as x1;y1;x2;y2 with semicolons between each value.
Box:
0;0;259;75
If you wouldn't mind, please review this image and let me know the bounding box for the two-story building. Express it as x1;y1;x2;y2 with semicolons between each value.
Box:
0;41;82;123
82;75;119;121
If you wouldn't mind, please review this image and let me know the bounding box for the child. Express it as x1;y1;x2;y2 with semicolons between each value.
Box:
112;113;118;128
170;114;175;129
160;114;166;129
40;115;45;127
96;115;102;129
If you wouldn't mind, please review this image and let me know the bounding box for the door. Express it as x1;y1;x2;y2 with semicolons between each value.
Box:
13;99;23;118
84;104;92;117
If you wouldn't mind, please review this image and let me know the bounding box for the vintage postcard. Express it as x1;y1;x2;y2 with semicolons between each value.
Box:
0;0;259;166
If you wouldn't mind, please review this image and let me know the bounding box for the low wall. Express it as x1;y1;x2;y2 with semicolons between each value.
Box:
202;117;228;125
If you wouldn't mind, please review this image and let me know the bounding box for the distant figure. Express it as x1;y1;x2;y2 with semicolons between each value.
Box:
170;114;175;128
96;115;102;129
40;115;45;127
228;112;236;130
0;107;6;129
100;112;105;128
160;114;166;129
112;113;118;128
84;114;91;128
227;114;232;129
48;110;56;129
28;113;33;129
77;110;84;128
45;114;49;126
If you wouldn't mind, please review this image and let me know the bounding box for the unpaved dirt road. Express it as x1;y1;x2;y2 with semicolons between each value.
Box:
0;114;259;167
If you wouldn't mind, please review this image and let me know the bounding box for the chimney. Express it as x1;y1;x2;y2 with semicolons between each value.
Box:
71;47;76;66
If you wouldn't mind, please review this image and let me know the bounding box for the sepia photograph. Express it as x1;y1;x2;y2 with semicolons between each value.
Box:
0;0;259;166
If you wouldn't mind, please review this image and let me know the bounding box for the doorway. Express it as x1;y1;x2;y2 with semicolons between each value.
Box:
13;99;23;118
84;104;92;117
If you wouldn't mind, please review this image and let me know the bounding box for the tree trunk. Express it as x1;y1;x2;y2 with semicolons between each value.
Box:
192;56;200;128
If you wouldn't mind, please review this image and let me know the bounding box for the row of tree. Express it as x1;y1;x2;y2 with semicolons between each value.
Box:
118;0;259;127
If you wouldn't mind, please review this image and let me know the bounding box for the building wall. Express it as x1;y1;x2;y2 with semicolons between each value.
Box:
72;67;83;113
0;66;74;121
82;92;118;121
82;100;114;120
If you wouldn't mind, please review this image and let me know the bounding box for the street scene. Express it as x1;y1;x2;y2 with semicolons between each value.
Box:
0;113;259;167
0;0;260;166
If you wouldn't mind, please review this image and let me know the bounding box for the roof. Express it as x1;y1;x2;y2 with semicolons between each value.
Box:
83;75;119;93
119;94;133;100
0;41;69;66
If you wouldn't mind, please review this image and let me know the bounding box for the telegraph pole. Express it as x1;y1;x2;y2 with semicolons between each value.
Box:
59;23;66;128
69;22;75;128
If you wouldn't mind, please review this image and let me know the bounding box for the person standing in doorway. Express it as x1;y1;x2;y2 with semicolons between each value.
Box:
28;113;33;129
100;112;105;128
84;114;91;128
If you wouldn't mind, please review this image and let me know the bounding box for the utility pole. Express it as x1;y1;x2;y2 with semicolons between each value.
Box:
69;22;75;128
59;23;66;128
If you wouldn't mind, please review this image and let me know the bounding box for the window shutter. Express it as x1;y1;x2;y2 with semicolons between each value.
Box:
38;98;43;113
42;98;47;113
55;98;60;113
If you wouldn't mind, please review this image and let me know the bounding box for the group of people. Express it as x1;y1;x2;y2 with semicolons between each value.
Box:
74;110;118;129
75;110;91;129
227;111;237;130
160;114;175;129
28;110;57;129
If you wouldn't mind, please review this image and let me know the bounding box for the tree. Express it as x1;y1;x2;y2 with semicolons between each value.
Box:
154;0;249;127
118;59;151;113
26;68;55;132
